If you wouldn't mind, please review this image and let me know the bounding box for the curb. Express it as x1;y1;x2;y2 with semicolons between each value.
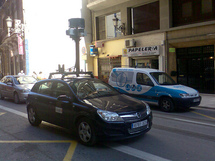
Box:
196;106;215;110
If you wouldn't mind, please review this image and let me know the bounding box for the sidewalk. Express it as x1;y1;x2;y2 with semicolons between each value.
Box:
199;93;215;109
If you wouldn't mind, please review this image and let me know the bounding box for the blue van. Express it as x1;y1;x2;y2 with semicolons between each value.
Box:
109;68;201;112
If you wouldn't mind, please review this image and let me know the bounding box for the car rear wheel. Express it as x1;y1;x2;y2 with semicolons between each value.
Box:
77;118;97;146
14;93;20;104
160;97;175;112
27;106;41;126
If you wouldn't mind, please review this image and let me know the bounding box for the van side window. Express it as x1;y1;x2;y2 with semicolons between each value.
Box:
111;71;133;84
136;73;153;86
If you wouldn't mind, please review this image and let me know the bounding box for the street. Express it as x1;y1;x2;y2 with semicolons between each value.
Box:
0;99;215;161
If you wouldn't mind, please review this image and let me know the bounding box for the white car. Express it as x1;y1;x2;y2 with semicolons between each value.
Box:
109;68;201;112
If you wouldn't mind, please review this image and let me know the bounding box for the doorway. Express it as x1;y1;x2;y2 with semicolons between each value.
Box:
177;45;215;93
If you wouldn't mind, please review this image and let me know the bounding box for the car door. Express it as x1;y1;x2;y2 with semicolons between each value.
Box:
50;81;73;128
4;77;14;99
135;72;156;103
35;81;56;122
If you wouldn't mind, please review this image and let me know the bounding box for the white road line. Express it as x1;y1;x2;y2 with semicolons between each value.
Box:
0;105;27;118
172;118;215;127
105;143;171;161
0;105;171;161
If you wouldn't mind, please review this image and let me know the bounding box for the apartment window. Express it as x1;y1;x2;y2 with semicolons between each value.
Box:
131;1;160;34
172;0;215;27
96;12;122;40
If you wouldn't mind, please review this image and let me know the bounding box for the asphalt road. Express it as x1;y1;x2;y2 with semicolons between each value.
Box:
0;99;215;161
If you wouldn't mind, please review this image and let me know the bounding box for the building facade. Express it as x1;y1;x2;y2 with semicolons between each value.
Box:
0;0;25;76
82;0;215;94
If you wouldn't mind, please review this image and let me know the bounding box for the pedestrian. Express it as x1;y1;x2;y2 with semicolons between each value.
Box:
18;70;25;75
37;71;43;80
32;71;37;79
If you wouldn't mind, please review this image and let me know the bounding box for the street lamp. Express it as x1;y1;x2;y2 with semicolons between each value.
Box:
112;14;125;35
66;18;86;76
6;16;24;37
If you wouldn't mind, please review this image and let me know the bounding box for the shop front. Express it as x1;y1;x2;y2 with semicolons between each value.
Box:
176;45;215;94
123;46;160;69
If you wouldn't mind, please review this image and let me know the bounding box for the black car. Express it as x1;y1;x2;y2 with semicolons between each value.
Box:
26;72;152;145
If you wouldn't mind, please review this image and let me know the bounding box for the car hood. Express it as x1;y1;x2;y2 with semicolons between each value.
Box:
17;84;34;90
161;84;198;94
83;94;146;113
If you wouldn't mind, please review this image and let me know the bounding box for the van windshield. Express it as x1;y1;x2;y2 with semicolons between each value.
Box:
150;72;177;85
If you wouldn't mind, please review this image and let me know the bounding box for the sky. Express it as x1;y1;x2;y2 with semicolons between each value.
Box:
23;0;83;77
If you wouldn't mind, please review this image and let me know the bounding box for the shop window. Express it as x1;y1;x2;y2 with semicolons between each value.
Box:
172;0;215;27
131;1;160;34
96;12;122;40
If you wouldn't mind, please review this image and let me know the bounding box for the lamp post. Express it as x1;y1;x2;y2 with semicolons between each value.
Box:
6;16;13;36
66;18;86;76
112;14;125;36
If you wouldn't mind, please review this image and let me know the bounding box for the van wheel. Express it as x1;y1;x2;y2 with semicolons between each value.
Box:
160;97;175;112
77;118;97;146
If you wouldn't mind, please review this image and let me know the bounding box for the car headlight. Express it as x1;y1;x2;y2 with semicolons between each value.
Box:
97;110;124;122
142;101;151;115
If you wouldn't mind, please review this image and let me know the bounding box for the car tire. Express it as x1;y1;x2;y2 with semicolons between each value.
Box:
0;92;4;100
27;106;42;126
14;93;20;104
77;118;97;146
160;97;175;112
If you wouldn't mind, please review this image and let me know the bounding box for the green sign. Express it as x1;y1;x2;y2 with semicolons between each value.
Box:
169;48;175;53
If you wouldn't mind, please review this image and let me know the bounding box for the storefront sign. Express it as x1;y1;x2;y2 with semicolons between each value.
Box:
169;48;175;53
18;35;24;55
122;46;159;57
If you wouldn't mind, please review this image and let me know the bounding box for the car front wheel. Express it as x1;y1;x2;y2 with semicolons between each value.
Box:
27;106;41;126
14;93;20;104
77;118;97;146
160;97;175;112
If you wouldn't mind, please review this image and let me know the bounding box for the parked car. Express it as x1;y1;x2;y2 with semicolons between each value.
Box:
109;68;201;112
0;75;37;103
26;72;152;146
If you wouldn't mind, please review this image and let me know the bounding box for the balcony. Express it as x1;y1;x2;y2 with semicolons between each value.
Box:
87;0;130;11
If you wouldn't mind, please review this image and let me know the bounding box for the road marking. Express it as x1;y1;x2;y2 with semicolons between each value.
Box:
172;118;215;127
191;111;215;120
0;105;77;160
63;140;78;161
105;143;171;161
0;105;171;161
0;105;27;118
0;112;5;116
0;140;73;143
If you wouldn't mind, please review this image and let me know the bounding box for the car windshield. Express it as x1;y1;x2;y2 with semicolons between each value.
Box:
70;79;119;99
14;76;37;85
150;72;177;85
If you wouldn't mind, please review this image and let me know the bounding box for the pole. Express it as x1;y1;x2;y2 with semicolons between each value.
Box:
75;26;80;75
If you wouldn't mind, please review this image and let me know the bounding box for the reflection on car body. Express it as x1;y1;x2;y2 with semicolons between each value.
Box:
0;75;37;103
27;72;153;146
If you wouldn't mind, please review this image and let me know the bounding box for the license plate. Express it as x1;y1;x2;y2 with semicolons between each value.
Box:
131;120;147;129
193;98;200;102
